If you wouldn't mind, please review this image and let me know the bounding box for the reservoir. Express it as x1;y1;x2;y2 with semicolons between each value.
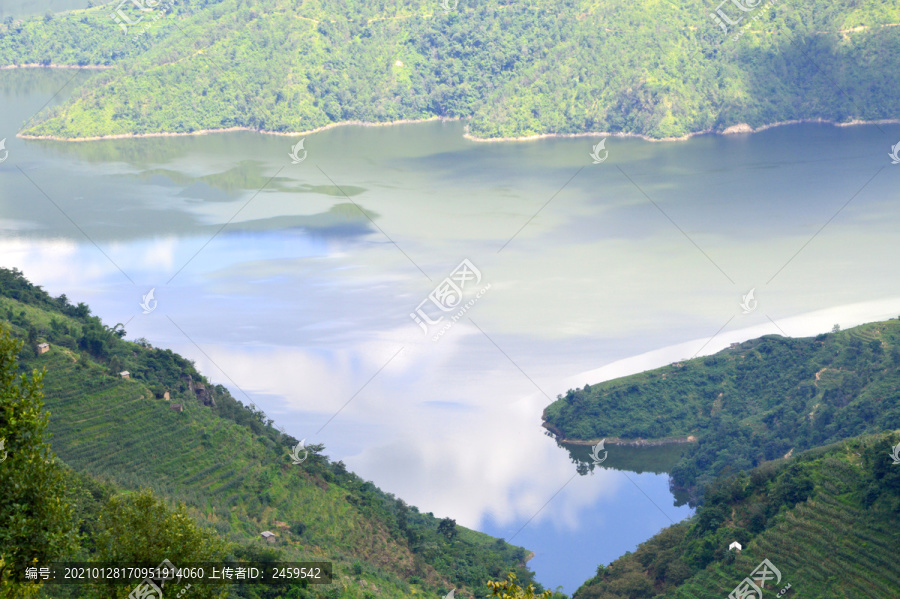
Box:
2;67;899;593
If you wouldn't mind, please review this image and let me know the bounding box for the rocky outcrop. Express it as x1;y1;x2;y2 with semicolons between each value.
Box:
193;382;216;407
181;373;215;407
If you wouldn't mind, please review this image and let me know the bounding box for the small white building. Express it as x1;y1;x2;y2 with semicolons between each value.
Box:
729;541;742;552
37;343;50;354
260;531;276;543
119;371;130;379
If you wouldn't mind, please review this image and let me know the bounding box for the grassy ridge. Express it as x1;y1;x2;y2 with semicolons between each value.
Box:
0;267;537;598
544;321;900;500
1;0;899;139
573;431;900;599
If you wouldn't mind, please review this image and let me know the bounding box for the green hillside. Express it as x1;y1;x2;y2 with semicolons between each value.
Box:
573;431;900;599
544;321;900;500
4;265;899;598
0;267;538;598
1;0;899;139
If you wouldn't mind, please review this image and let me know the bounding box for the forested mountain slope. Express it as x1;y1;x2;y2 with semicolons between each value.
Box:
573;431;900;599
1;0;899;139
0;268;537;598
544;320;900;500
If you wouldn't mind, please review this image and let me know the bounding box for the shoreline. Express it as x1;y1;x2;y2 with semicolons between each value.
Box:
462;117;900;143
16;116;463;142
11;110;900;143
558;434;698;447
541;421;698;447
0;63;114;70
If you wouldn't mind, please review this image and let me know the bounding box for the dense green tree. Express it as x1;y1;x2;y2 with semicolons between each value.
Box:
0;325;76;598
90;488;228;599
437;517;458;541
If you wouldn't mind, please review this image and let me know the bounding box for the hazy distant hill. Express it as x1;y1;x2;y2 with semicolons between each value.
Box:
1;0;899;139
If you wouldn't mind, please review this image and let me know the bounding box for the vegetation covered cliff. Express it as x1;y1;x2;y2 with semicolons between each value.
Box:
544;320;900;500
573;431;900;598
0;0;899;139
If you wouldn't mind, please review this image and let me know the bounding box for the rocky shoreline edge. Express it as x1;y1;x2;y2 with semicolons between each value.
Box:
542;421;698;447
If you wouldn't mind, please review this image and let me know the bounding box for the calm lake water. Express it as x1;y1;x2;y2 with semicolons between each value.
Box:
3;67;900;593
0;0;87;20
